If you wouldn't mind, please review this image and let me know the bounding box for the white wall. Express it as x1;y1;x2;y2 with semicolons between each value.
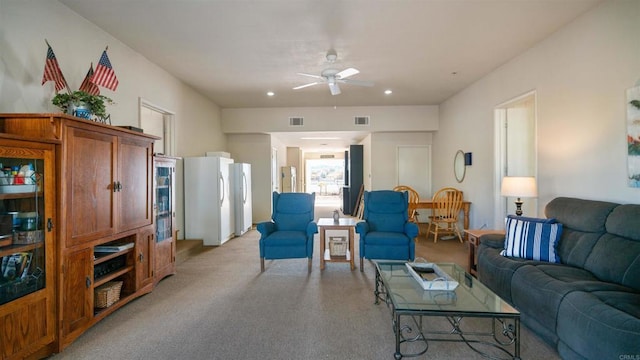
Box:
369;132;434;191
0;0;226;239
434;0;640;229
226;134;273;223
222;105;438;133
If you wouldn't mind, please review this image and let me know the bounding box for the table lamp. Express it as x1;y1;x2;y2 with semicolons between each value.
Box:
501;176;538;216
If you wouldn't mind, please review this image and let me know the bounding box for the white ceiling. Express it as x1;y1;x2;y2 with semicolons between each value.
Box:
58;0;601;151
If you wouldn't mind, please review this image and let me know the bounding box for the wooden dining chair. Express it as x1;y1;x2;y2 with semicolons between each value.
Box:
393;185;420;224
427;187;464;243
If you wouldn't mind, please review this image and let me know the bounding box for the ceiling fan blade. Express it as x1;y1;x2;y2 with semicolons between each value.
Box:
328;82;341;95
297;72;324;80
336;67;359;79
293;82;320;90
340;78;374;87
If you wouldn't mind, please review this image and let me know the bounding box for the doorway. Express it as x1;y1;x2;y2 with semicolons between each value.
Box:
306;158;345;208
139;98;175;156
494;91;537;227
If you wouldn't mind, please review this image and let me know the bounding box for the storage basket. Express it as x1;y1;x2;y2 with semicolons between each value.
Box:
94;281;123;309
329;237;347;257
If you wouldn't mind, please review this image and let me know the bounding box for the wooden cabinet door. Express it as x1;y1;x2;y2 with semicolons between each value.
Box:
65;127;117;246
60;247;93;341
136;227;154;291
118;135;153;232
154;157;176;284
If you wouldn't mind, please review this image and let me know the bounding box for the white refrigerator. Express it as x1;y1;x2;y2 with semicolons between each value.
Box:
230;163;252;236
184;155;235;246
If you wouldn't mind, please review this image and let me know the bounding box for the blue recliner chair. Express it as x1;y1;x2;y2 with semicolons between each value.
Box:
356;190;418;271
258;192;318;272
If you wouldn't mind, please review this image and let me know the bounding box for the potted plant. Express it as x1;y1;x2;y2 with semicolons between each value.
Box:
52;91;114;120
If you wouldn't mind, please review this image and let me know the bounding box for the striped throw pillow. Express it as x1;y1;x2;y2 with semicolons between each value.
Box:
501;216;563;263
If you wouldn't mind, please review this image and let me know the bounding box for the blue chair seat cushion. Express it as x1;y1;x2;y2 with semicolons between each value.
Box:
262;231;308;247
363;231;411;246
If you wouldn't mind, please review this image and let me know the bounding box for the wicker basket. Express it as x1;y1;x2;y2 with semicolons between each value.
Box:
94;281;123;309
329;237;347;257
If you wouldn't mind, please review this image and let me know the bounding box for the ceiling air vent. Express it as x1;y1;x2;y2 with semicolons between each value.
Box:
289;117;304;127
354;116;370;126
320;155;335;159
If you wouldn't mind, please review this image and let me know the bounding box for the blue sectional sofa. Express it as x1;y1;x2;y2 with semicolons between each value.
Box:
477;197;640;360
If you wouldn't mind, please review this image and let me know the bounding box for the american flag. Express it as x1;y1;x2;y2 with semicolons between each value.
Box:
41;44;68;92
91;50;119;91
79;63;100;96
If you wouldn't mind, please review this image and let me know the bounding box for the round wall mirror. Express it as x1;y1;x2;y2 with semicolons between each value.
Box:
454;150;466;183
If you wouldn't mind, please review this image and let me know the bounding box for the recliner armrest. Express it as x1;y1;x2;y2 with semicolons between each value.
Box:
306;222;318;236
404;222;419;238
355;221;369;235
480;233;505;249
257;221;276;236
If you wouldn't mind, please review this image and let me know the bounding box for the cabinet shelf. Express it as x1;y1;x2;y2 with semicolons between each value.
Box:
93;265;134;288
0;241;44;258
0;191;43;200
94;247;134;265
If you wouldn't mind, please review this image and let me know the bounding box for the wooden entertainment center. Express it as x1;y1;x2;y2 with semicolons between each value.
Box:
0;114;176;359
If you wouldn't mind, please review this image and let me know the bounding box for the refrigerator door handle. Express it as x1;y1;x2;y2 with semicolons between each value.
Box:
243;172;248;204
219;173;225;205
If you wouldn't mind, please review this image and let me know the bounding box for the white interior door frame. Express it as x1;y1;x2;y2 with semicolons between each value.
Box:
139;97;176;156
493;90;538;228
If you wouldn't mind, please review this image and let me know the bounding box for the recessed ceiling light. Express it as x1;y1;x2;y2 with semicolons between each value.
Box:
267;91;275;96
384;89;393;95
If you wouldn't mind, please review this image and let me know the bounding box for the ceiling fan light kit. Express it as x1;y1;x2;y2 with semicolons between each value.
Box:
293;50;374;95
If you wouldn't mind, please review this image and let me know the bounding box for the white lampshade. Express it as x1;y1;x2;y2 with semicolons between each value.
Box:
501;176;538;198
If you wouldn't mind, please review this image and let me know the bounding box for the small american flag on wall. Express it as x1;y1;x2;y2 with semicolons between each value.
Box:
41;43;69;92
91;50;119;91
79;63;100;96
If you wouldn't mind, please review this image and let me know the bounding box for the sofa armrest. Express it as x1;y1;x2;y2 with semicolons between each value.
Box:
479;233;505;249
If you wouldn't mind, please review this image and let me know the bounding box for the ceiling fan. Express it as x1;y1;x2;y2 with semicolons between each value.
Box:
293;50;374;95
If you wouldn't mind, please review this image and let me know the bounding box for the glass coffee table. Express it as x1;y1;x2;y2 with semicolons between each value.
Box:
374;261;521;359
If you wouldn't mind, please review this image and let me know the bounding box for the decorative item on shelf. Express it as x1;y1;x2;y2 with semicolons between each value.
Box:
333;209;340;222
43;40;118;124
501;176;538;216
51;91;114;123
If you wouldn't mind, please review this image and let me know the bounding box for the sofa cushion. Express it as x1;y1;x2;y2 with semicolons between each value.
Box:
545;197;617;233
606;204;640;241
584;232;640;291
557;290;640;360
477;245;530;304
545;197;618;269
502;216;562;263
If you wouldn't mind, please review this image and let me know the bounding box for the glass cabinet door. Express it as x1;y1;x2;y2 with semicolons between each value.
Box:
0;150;47;305
155;163;173;243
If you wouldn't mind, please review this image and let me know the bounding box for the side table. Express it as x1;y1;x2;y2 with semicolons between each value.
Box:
317;217;358;270
464;229;505;277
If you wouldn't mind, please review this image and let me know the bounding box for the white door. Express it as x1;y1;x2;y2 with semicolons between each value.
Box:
397;146;431;222
494;92;537;227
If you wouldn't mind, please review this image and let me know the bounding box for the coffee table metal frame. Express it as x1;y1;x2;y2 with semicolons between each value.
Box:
374;261;521;360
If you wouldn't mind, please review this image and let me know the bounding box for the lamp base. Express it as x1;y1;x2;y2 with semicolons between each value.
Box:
514;198;523;216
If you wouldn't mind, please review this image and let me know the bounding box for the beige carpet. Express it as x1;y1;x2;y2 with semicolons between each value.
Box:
51;222;560;360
